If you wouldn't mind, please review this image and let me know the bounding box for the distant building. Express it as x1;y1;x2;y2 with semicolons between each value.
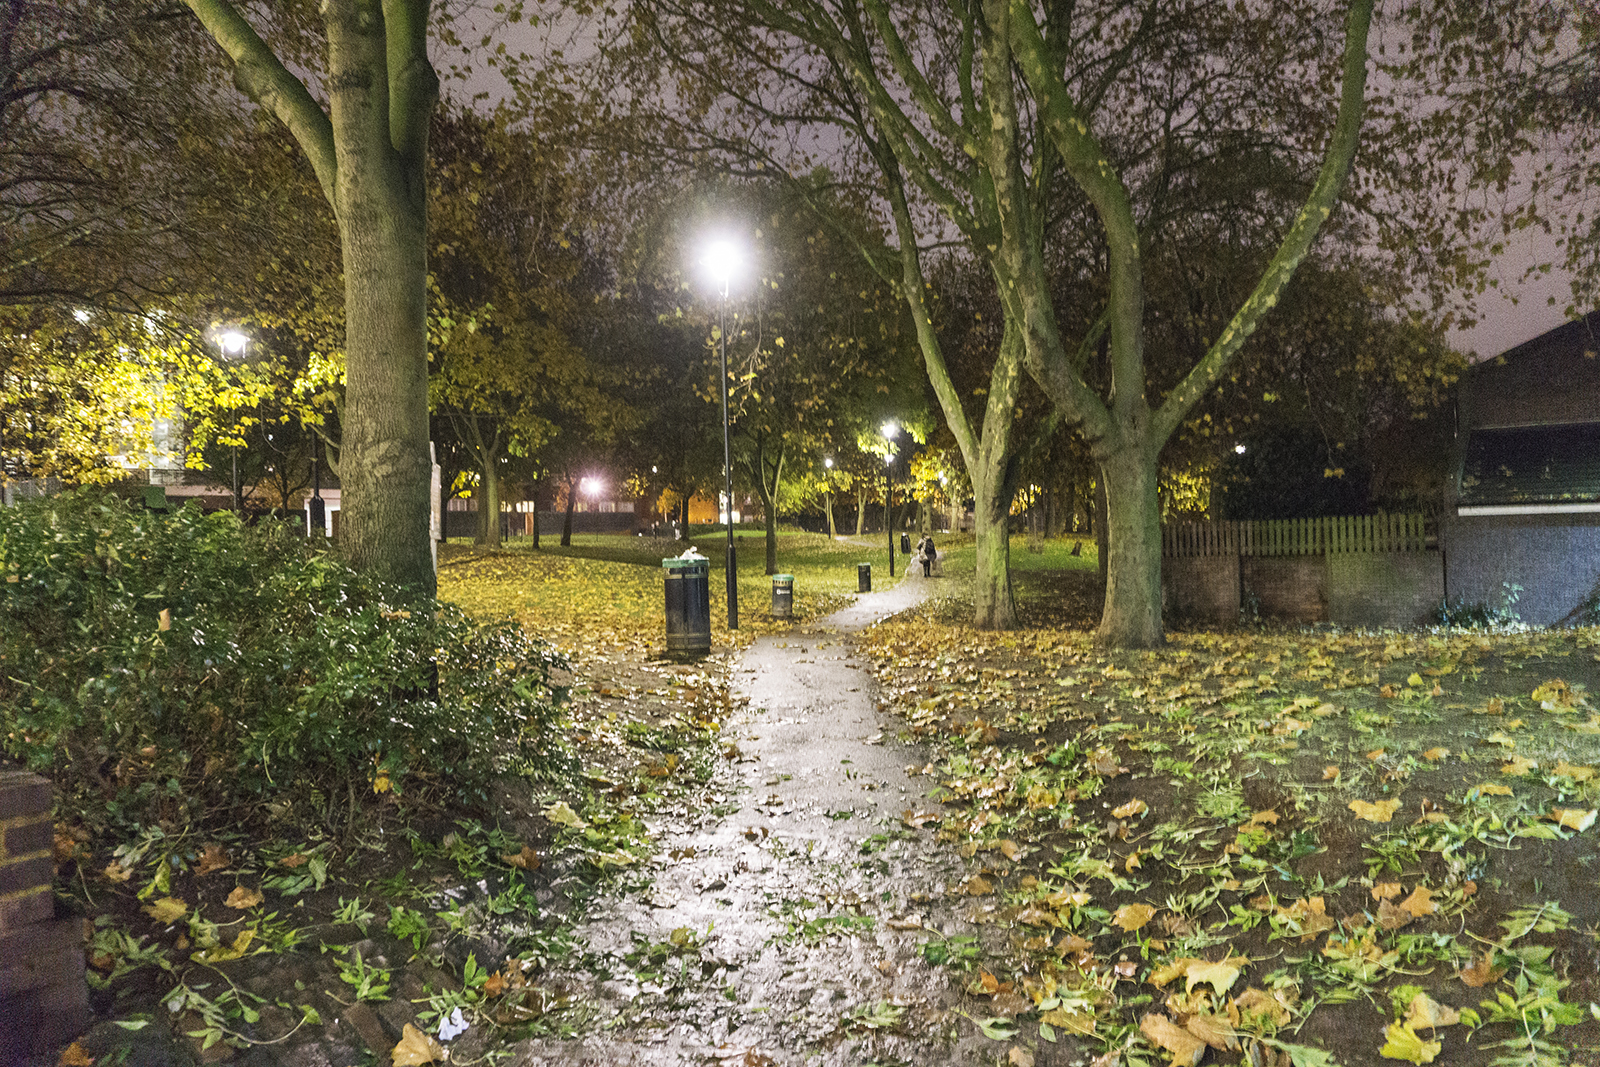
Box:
1442;310;1600;623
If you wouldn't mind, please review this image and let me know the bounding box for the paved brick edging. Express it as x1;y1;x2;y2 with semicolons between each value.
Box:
0;765;88;1063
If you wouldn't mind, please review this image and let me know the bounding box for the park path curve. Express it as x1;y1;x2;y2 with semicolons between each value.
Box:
511;574;1001;1066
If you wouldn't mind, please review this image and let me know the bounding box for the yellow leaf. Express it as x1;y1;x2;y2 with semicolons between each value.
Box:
391;1023;445;1066
1149;958;1202;988
1404;992;1460;1030
998;839;1021;860
1550;808;1597;832
372;769;392;794
1349;798;1402;823
964;875;995;896
1112;903;1156;932
1323;765;1341;781
1379;1021;1441;1063
225;886;264;909
1009;1047;1035;1067
1407;673;1424;687
1553;760;1596;781
544;801;588;828
1184;959;1242;997
1111;798;1148;819
500;845;541;870
1247;809;1279;827
1500;756;1538;776
1372;882;1402;901
1421;747;1450;761
1399;886;1437;919
103;861;132;884
1139;1012;1207;1066
1125;851;1142;872
1366;748;1387;760
143;896;187;924
1474;783;1513;796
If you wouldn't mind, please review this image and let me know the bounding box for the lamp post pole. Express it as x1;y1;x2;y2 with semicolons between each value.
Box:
218;331;248;515
718;278;738;630
882;421;898;577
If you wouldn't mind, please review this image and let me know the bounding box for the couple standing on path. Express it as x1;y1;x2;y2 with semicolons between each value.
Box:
512;574;1002;1067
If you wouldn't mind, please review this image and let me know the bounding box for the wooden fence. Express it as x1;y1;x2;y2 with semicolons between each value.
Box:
1163;513;1430;558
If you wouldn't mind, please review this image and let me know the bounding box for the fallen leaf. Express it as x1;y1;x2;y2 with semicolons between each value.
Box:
143;896;187;925
1247;809;1279;827
1233;987;1293;1027
1372;883;1402;902
1008;1048;1035;1067
1111;798;1149;819
225;886;264;909
1549;808;1597;832
964;875;995;896
1404;992;1461;1030
544;801;588;828
1112;903;1156;932
1366;748;1388;761
391;1022;445;1065
1532;679;1573;707
1183;1012;1238;1052
196;844;231;876
57;1041;95;1066
1124;851;1142;872
998;839;1021;860
1377;898;1415;931
1323;765;1341;781
1457;953;1507;988
1399;886;1437;919
1500;756;1537;776
1421;748;1450;762
1552;760;1597;781
500;846;541;870
1349;798;1402;823
280;853;307;868
1184;959;1243;997
1378;1021;1440;1064
103;861;132;884
1474;783;1513;796
902;809;941;828
1278;897;1336;940
1139;1013;1207;1067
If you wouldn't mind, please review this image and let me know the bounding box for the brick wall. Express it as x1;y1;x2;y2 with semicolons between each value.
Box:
1162;556;1240;622
1443;513;1600;626
1242;557;1326;623
1;765;88;1062
1327;552;1445;628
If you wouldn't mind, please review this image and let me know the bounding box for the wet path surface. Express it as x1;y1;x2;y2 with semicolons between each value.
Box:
513;578;996;1066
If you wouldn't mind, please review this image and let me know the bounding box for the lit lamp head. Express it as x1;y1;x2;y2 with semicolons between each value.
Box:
218;331;249;359
700;238;743;295
824;457;834;470
881;419;897;440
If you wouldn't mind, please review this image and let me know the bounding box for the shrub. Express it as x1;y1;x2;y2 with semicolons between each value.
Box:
0;489;569;836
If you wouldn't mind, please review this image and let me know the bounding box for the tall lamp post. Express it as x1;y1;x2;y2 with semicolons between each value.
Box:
217;331;249;513
702;238;742;629
882;420;898;577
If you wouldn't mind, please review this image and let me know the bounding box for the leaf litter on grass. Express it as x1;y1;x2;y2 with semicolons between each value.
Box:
861;613;1600;1066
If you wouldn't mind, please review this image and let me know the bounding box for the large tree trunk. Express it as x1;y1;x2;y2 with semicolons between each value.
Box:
1096;445;1163;648
183;0;439;597
824;491;835;538
970;465;1016;629
854;488;867;536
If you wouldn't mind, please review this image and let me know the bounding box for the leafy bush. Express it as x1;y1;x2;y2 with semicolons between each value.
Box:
0;489;569;835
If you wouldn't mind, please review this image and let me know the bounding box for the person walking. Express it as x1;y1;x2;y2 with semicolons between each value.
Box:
917;534;936;578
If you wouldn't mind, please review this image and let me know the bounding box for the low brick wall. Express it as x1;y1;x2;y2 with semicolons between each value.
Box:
1328;552;1444;629
1443;513;1600;626
1;765;88;1062
1163;551;1445;628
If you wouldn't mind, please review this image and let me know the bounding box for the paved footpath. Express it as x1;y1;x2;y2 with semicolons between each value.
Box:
512;577;1002;1066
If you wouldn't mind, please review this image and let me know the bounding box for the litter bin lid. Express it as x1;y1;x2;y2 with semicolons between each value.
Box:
772;574;794;582
662;557;708;570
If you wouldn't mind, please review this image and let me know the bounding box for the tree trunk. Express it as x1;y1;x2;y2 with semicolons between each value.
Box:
854;488;867;536
475;457;502;547
971;472;1015;629
1095;475;1108;589
561;473;575;546
181;0;440;596
824;492;835;538
1096;445;1163;648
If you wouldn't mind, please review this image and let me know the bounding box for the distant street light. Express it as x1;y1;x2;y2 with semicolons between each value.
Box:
882;420;898;578
701;236;743;629
216;331;249;513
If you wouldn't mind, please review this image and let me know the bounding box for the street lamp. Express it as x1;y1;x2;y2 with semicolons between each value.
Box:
882;420;900;577
823;456;834;540
217;330;249;513
701;237;743;629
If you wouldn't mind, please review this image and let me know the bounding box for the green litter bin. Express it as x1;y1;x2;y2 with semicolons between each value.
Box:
771;574;794;618
662;557;711;658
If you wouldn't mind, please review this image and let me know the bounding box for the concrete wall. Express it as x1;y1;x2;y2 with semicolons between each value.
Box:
1444;513;1600;625
1328;552;1445;628
1;765;89;1059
